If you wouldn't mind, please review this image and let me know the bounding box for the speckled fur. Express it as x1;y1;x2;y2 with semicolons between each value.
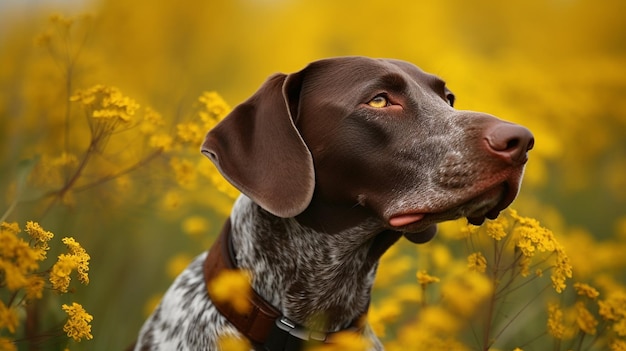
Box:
135;195;385;350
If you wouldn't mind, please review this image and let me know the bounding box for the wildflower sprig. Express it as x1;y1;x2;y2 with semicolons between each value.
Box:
461;209;573;349
62;302;94;342
49;237;91;293
0;221;93;349
71;84;140;142
544;281;626;351
372;209;579;351
22;17;240;351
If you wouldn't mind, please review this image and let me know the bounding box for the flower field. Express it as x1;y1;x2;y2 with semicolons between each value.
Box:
1;0;625;350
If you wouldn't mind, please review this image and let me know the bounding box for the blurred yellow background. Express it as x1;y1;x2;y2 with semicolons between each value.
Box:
1;0;625;350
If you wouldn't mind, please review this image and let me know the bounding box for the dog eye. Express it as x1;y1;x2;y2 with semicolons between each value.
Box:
367;95;390;108
446;93;455;107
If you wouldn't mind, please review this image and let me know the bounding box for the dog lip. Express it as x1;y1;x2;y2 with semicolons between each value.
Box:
467;181;516;225
389;213;425;227
389;173;522;230
487;180;517;217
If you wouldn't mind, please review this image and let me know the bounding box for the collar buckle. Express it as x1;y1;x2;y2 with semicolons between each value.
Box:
264;316;325;351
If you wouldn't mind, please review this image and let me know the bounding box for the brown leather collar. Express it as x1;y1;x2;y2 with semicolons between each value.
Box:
203;218;368;350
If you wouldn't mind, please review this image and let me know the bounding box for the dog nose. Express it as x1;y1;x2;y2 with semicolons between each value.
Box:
485;123;534;164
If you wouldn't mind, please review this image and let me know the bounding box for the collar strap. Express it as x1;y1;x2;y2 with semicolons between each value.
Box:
203;218;368;350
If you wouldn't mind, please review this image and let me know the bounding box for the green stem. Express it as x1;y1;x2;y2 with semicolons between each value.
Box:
482;239;501;350
41;138;98;217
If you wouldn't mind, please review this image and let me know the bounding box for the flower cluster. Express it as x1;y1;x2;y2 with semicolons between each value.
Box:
0;222;49;295
371;208;580;350
0;221;93;349
71;85;139;125
207;269;252;314
62;303;94;342
464;209;573;294
49;237;91;293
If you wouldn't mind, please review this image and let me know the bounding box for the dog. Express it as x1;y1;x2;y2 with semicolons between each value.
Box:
134;56;534;350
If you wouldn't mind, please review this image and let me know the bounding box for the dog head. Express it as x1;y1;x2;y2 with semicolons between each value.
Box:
202;56;533;243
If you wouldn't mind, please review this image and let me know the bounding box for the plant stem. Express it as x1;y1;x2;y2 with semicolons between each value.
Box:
482;239;501;350
41;138;98;217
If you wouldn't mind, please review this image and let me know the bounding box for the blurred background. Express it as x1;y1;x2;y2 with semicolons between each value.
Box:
1;0;625;350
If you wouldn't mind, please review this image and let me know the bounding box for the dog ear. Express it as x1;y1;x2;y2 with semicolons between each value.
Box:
201;72;314;218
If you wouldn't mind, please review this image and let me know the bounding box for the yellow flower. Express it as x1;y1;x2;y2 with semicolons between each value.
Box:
547;303;565;339
0;222;20;235
24;221;54;243
62;303;93;342
502;210;573;293
139;107;165;135
50;237;90;292
198;91;231;130
197;162;240;200
0;222;41;291
485;219;507;241
311;331;371;351
50;152;78;168
574;282;600;299
0;337;16;351
519;255;531;277
207;269;252;314
0;261;26;291
614;319;626;337
551;248;572;293
0;301;19;334
182;216;209;237
611;338;626;351
49;13;74;29
72;85;138;128
217;335;251;351
419;306;461;334
467;252;487;273
143;294;162;318
170;157;197;189
441;271;492;317
149;133;174;152
416;270;440;286
375;256;412;287
514;216;557;256
547;302;574;340
50;254;79;292
575;301;598;335
62;237;90;284
516;237;535;257
166;253;192;279
391;284;422;304
162;190;184;210
176;122;204;146
598;292;626;321
430;244;452;269
24;221;54;259
25;275;45;300
368;299;401;337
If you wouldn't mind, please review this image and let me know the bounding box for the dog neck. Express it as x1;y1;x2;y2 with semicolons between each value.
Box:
229;195;399;331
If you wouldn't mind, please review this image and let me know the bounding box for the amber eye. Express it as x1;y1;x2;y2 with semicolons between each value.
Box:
367;95;389;108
